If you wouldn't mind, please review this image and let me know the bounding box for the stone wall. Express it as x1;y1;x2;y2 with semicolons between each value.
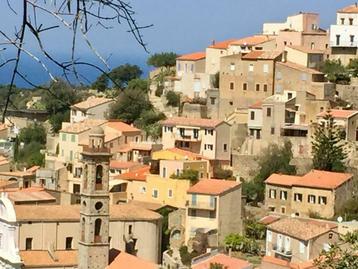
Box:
336;84;358;109
181;103;207;118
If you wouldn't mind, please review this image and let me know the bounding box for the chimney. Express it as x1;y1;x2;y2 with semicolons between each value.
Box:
212;40;216;46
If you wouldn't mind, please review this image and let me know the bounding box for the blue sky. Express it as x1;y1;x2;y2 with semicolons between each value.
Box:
0;0;354;86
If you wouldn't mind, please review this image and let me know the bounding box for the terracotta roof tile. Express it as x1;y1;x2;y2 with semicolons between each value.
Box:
107;251;158;269
177;52;206;61
265;174;301;187
209;39;238;49
295;170;353;190
187;179;240;196
287;45;325;54
249;101;263;109
268;217;337;241
277;61;323;74
72;97;113;111
192;253;252;269
338;4;358;13
259;215;281;225
161;117;225;128
242;50;282;60
60;119;107;134
110;161;142;170
317;109;358;119
115;166;150;181
7;188;56;203
231;35;273;46
106;121;141;133
14;203;161;222
265;170;353;190
20;250;78;267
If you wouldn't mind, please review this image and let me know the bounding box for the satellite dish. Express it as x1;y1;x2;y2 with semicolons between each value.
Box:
337;216;343;223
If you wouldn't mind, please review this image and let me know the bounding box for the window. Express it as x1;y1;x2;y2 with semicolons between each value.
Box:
336;35;340;46
350;35;355;44
26;238;33;250
230;63;235;71
191;194;197;206
329;232;333;239
66;237;73;249
162;167;166;177
230;82;234;90
294;193;303;202
308;194;316;204
269;189;276;199
349;18;354;25
284;41;287;46
267;107;272;117
243;83;247;91
210;211;216;218
62;133;67;141
280;191;288;200
287;92;293;99
190;64;194;72
177;63;181;71
271;127;275;135
263;64;269;73
269;206;275;212
263;84;268;92
256;84;260;91
267;230;272;242
128;225;132;235
168;189;173;198
299;241;305;254
179;128;185;137
71;134;76;142
191;209;197;217
250;111;255;120
248;64;254;72
140;186;146;194
301;73;307;81
223;144;228;152
229;101;233;106
311;42;315;50
205;144;213;150
281;207;286;214
70;150;73;161
319;196;327;205
341;18;345;25
210;97;216;105
205;129;214;136
250;129;255;136
152;189;158;198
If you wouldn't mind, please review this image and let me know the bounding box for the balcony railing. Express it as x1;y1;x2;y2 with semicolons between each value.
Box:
187;200;216;210
273;244;292;258
175;133;201;141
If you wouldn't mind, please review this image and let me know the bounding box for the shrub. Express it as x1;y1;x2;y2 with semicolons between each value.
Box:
213;167;235;180
245;219;266;240
179;246;199;266
224;233;260;255
155;85;164;97
171;169;199;184
166;91;180;107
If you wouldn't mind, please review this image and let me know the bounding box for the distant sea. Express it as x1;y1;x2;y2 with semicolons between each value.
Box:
0;53;151;88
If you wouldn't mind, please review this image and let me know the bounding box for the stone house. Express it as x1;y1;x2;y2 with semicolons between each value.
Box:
70;97;114;123
264;170;355;218
185;179;243;247
262;217;339;269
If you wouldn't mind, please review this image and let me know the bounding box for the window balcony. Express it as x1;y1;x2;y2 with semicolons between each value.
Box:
272;244;292;260
186;200;216;210
174;133;202;142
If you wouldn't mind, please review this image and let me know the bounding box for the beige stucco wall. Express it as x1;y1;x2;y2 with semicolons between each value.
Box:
71;101;114;123
205;47;229;75
160;160;209;179
265;185;293;215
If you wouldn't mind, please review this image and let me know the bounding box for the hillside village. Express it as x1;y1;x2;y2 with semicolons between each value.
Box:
1;4;358;269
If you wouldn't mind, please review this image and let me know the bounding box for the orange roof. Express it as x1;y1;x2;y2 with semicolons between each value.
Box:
262;255;316;269
187;179;240;196
277;61;322;75
60;119;107;133
110;161;141;170
20;250;78;267
7;188;56;203
265;170;353;190
161;117;226;128
177;52;206;61
249;101;263;109
287;45;325;54
265;174;301;187
26;165;40;173
116;166;150;181
317;109;358;119
295;170;353;190
192;253;251;269
338;4;358;13
242;50;279;60
268;217;337;241
231;35;273;46
259;215;281;225
72;97;113;111
107;251;158;269
106;120;141;133
209;39;238;49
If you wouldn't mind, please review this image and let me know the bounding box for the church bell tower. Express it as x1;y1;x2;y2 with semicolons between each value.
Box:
78;126;112;269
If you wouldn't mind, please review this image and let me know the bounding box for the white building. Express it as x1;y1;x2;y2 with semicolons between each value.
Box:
330;4;358;65
70;97;114;123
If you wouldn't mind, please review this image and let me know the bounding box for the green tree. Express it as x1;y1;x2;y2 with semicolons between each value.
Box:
19;123;46;145
213;167;235;180
135;110;166;140
109;88;153;124
245;219;266;240
17;142;45;167
314;231;358;269
171;169;199;184
127;78;149;92
311;111;347;172
147;52;177;68
91;73;109;91
243;140;296;203
109;64;142;89
319;59;349;84
347;58;358;77
165;91;180;107
224;233;260;255
211;72;220;88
